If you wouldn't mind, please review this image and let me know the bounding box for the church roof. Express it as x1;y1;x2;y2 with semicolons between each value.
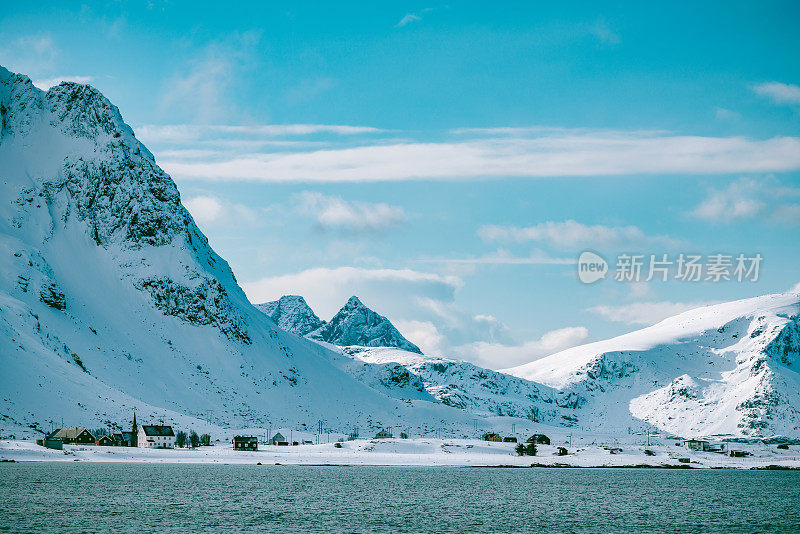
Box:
141;425;175;437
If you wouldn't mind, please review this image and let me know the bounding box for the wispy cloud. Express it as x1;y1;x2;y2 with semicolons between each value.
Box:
586;18;621;45
478;220;680;249
588;301;715;326
753;81;800;106
136;123;382;144
395;13;422;27
689;177;800;225
32;75;93;90
715;107;740;120
159;31;262;122
243;266;462;319
157;130;800;183
295;191;407;233
452;326;589;368
183;195;259;226
0;34;58;78
418;249;574;265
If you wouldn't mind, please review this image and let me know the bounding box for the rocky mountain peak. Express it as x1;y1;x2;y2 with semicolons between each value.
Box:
256;295;325;336
309;296;422;354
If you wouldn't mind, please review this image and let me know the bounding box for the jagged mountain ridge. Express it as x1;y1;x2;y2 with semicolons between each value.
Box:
310;296;422;353
0;67;482;437
255;295;324;336
505;291;800;437
258;295;422;353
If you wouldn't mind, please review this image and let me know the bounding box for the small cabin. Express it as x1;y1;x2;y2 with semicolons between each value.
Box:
557;447;568;456
95;435;114;446
36;437;63;450
269;433;286;445
233;436;258;451
683;439;710;452
48;428;96;445
729;450;750;458
483;433;502;442
527;434;551;445
503;437;518;443
400;432;409;439
374;429;393;439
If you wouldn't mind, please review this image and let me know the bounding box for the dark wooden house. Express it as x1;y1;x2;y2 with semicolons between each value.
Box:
527;434;551;445
233;436;258;451
95;435;114;446
48;428;96;445
483;433;502;442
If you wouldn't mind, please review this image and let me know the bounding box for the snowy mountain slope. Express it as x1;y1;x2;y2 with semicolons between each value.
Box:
0;67;481;438
255;295;324;336
504;291;800;437
306;296;422;353
254;295;578;424
341;346;577;424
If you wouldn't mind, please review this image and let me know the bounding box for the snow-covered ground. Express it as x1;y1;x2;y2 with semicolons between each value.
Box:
3;432;798;468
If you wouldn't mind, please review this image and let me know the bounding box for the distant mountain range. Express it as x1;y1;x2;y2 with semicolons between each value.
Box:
258;295;421;353
1;65;798;440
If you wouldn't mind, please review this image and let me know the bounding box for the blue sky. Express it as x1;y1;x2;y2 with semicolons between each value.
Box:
2;1;799;368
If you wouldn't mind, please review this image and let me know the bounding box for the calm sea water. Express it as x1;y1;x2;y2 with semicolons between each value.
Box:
0;464;798;533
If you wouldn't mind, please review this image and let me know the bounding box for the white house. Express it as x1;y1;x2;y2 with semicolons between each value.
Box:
137;425;176;448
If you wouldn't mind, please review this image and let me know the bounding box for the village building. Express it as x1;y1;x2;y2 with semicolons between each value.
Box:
137;425;176;448
483;433;502;442
269;433;287;445
233;436;258;451
48;428;95;445
527;434;551;445
35;437;63;450
683;439;710;452
557;447;568;456
503;436;518;443
95;435;114;446
374;429;393;439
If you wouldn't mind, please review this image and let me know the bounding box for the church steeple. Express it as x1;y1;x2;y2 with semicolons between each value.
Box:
131;411;138;447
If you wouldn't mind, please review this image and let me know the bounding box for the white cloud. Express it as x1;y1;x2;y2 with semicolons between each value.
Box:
715;107;740;120
158;130;800;183
419;249;574;265
689;177;800;225
772;204;800;226
587;18;621;45
183;195;258;226
587;301;714;326
32;75;93;90
393;320;446;354
159;31;262;122
478;220;679;249
242;267;462;319
452;327;589;369
294;191;407;232
395;13;422;27
0;34;58;77
753;82;800;106
136;124;381;144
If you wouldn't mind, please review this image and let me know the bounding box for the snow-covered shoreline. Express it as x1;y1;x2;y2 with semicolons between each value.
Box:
2;438;798;469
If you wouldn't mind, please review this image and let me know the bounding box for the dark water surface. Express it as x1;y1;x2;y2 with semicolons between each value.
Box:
0;464;798;533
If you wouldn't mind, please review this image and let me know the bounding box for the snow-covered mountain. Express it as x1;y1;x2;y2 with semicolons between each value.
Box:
257;295;578;424
255;295;324;336
505;291;800;438
306;296;422;353
2;65;797;440
0;67;482;438
342;346;577;425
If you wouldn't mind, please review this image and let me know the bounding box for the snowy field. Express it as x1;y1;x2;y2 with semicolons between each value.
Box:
2;438;798;469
